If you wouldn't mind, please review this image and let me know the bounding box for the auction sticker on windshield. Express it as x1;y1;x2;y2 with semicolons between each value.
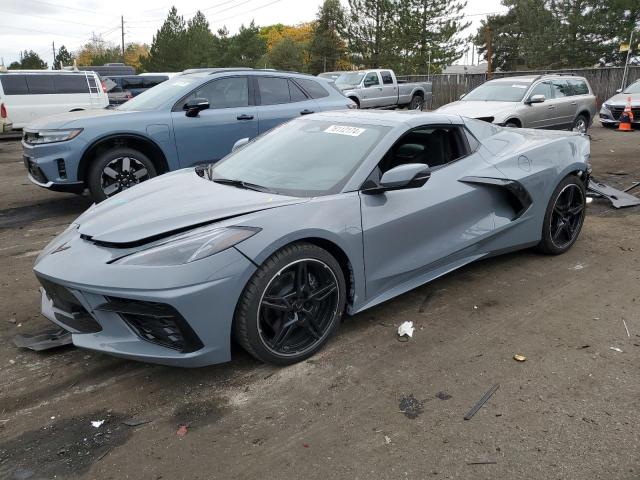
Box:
324;125;366;137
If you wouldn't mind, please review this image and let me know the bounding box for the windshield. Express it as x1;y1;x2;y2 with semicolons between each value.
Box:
624;81;640;94
463;81;531;102
210;119;390;197
336;72;365;88
117;75;200;111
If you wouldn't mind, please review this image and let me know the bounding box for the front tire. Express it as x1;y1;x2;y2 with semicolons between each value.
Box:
233;243;346;365
572;114;589;133
536;175;586;255
87;147;156;202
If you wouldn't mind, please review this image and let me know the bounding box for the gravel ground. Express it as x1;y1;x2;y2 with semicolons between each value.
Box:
0;123;639;480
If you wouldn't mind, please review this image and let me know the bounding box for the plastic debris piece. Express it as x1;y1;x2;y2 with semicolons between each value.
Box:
609;347;623;353
91;420;105;428
384;435;391;445
397;321;414;338
623;319;631;338
464;384;500;420
303;443;309;448
513;354;527;362
399;394;424;419
122;418;151;427
176;424;188;437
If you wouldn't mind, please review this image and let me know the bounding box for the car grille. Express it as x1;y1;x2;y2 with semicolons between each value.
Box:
610;106;640;120
96;297;204;353
38;277;102;333
23;155;48;183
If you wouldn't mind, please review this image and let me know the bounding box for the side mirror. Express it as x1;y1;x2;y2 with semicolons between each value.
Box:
616;88;622;93
527;94;546;104
363;163;431;194
459;93;466;99
232;137;250;152
184;98;210;117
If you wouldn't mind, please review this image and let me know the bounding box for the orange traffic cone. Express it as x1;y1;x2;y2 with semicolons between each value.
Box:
618;96;634;132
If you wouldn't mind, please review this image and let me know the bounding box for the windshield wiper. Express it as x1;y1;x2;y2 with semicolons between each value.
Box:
213;177;275;193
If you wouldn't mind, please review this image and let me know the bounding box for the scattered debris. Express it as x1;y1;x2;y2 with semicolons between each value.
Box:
397;321;414;339
176;424;188;437
384;435;391;445
609;347;623;353
122;418;151;427
91;420;105;428
587;178;640;208
586;197;593;204
303;443;310;448
467;461;497;465
571;263;584;271
8;317;16;324
578;345;590;349
623;319;631;338
513;354;527;362
399;394;424;419
435;391;452;401
624;181;640;193
13;328;72;351
464;384;500;420
473;305;478;310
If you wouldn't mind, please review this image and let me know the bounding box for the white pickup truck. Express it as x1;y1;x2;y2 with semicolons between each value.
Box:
334;69;432;110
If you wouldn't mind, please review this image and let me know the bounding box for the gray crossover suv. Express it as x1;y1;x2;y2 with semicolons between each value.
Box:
599;79;640;127
437;74;596;133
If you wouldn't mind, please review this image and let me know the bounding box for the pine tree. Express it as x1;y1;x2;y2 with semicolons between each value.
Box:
309;0;348;74
346;0;396;68
395;0;470;73
18;50;48;69
269;37;306;71
228;21;267;67
185;11;215;68
53;45;74;69
142;7;188;71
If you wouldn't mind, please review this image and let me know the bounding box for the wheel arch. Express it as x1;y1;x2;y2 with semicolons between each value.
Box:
504;117;522;127
348;96;360;107
575;110;591;122
78;133;170;183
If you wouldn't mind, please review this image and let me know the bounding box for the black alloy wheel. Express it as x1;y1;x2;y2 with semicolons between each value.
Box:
233;243;346;364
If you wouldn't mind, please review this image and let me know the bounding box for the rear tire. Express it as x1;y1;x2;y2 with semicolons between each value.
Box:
87;147;156;203
409;94;424;110
233;242;346;365
536;175;586;255
572;114;589;133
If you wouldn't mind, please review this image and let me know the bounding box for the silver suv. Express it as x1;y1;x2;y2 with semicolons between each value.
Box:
437;74;597;133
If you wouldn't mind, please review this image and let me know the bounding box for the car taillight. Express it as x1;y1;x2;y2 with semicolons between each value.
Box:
101;80;107;93
0;103;6;119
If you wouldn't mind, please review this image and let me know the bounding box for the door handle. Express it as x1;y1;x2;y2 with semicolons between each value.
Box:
236;114;254;120
547;106;556;110
570;101;577;105
300;109;314;115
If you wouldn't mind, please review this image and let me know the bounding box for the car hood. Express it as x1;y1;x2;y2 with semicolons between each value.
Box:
604;92;640;106
25;108;133;130
76;169;307;245
436;101;517;121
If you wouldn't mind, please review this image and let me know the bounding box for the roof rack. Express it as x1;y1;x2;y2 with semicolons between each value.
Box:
181;67;254;75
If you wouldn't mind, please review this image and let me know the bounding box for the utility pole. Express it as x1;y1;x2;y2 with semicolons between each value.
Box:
622;29;635;90
427;50;431;81
121;15;125;62
485;26;493;80
52;41;56;69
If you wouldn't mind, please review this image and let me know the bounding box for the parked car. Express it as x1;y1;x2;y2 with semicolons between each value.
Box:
32;110;590;367
599;79;640;127
318;71;348;81
105;75;169;105
437;74;596;133
22;68;355;202
0;70;108;129
335;69;432;110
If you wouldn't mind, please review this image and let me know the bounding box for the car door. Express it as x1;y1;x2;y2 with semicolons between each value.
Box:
379;70;397;106
254;76;318;134
360;71;383;108
360;125;505;300
171;76;258;166
549;79;575;128
522;81;555;128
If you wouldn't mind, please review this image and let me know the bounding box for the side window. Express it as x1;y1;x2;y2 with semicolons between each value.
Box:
381;71;394;85
364;72;380;87
378;126;470;174
0;75;29;95
257;76;291;105
568;79;589;95
529;81;552;100
25;75;55;94
551;80;571;98
295;78;329;98
464;129;480;152
288;80;307;102
54;75;90;94
186;77;249;109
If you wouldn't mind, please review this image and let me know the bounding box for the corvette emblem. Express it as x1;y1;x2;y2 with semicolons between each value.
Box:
51;242;70;254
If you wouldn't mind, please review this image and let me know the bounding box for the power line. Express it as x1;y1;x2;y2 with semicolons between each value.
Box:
0;23;89;39
0;8;108;28
210;0;288;26
20;0;120;19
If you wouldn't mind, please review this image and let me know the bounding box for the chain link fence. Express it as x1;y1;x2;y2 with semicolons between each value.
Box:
398;66;640;110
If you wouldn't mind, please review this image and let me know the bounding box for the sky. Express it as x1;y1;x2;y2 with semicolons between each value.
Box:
0;0;506;67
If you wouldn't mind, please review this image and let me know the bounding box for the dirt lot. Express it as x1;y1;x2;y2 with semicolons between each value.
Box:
1;123;639;480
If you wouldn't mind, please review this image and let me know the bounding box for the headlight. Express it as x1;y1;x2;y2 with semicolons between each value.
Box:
602;103;612;110
23;128;83;145
113;226;260;267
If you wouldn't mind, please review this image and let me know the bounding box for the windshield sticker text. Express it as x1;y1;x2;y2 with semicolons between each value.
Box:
324;125;366;137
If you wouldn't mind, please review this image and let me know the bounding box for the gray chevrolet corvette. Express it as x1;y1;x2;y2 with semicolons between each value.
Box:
33;111;590;367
